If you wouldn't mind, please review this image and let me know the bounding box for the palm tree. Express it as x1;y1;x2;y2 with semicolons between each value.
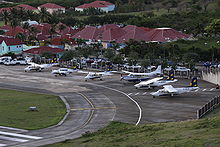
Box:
16;32;26;42
58;24;66;34
10;18;20;37
2;10;10;25
39;7;51;23
49;24;57;40
22;22;30;41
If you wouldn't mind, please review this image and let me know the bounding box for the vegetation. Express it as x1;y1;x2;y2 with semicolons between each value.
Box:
0;89;66;130
46;114;220;147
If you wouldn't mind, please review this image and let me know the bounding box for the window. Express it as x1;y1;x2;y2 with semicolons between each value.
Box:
8;47;10;51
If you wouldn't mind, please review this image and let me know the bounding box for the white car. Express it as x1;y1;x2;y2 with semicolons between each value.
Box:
0;56;12;64
164;66;172;71
175;66;191;72
15;59;28;65
4;59;17;65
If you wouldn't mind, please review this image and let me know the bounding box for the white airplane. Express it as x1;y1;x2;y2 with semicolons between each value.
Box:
134;71;178;89
24;63;58;72
79;71;113;81
51;68;78;76
121;65;162;82
150;77;199;98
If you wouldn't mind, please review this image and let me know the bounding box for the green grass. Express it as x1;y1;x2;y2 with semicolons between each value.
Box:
47;114;220;147
0;21;4;27
0;89;66;130
172;37;220;51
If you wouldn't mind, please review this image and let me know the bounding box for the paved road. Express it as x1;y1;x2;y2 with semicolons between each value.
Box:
0;65;219;146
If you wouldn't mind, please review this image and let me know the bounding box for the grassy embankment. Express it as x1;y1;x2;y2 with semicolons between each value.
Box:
0;89;66;130
47;108;220;147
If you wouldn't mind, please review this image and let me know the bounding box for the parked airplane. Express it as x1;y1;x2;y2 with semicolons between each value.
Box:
51;68;78;76
150;77;199;98
134;71;178;89
121;65;162;82
79;71;113;81
24;63;58;72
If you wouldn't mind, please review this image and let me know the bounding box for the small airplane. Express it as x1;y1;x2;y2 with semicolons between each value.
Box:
121;65;162;82
51;68;78;76
134;71;178;89
150;77;199;98
24;63;58;72
79;71;113;81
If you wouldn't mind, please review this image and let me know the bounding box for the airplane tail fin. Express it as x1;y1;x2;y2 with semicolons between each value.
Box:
167;71;174;81
154;65;161;74
189;77;198;87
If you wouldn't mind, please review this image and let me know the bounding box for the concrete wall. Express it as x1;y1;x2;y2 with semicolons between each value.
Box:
202;69;220;85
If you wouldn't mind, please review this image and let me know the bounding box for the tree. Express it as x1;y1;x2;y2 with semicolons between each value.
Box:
205;19;220;36
39;7;51;23
16;33;25;42
41;51;54;59
2;10;10;25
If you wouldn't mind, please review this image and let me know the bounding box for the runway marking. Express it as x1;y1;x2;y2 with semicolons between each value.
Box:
77;93;95;129
93;85;142;126
0;131;42;140
195;89;199;92
202;89;207;91
0;126;28;132
128;93;132;96
71;107;116;111
135;92;139;95
0;144;7;147
210;88;215;91
0;136;28;142
142;92;147;95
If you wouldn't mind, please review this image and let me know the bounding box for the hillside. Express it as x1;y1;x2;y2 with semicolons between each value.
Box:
46;113;220;147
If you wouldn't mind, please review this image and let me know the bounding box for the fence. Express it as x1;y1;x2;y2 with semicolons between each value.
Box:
197;95;220;119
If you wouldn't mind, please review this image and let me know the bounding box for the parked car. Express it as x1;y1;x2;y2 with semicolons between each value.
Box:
175;66;191;72
0;56;12;64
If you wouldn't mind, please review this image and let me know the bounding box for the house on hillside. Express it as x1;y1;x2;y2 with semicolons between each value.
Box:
38;3;65;14
15;4;39;13
0;36;24;55
23;46;64;58
75;1;115;13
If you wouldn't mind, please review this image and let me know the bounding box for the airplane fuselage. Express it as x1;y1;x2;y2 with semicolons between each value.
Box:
151;87;199;97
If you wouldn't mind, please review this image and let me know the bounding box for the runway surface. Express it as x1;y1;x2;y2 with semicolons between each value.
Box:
0;65;219;146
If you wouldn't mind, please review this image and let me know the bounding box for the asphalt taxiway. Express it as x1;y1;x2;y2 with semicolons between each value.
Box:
0;65;219;146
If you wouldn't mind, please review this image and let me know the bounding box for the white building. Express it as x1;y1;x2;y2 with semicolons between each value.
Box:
75;1;115;13
38;3;65;14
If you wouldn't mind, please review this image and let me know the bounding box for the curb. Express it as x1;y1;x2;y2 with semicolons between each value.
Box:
48;96;70;128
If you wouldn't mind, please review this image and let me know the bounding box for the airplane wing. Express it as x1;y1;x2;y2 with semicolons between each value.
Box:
98;71;113;76
139;77;163;85
163;85;178;93
29;62;40;67
122;70;133;74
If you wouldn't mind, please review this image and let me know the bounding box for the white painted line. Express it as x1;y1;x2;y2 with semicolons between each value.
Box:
142;92;147;95
0;126;28;132
0;131;42;140
202;89;207;91
0;144;7;147
128;93;132;96
135;92;139;95
210;88;215;91
195;89;199;92
97;85;142;126
0;136;28;142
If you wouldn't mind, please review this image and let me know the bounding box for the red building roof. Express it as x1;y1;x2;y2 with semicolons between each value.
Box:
38;3;65;9
117;25;151;43
73;26;102;40
76;1;114;9
24;46;63;54
15;4;38;10
0;7;11;13
4;26;25;37
147;28;191;42
0;36;23;45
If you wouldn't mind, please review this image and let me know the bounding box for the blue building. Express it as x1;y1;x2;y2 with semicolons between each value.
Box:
0;36;24;56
